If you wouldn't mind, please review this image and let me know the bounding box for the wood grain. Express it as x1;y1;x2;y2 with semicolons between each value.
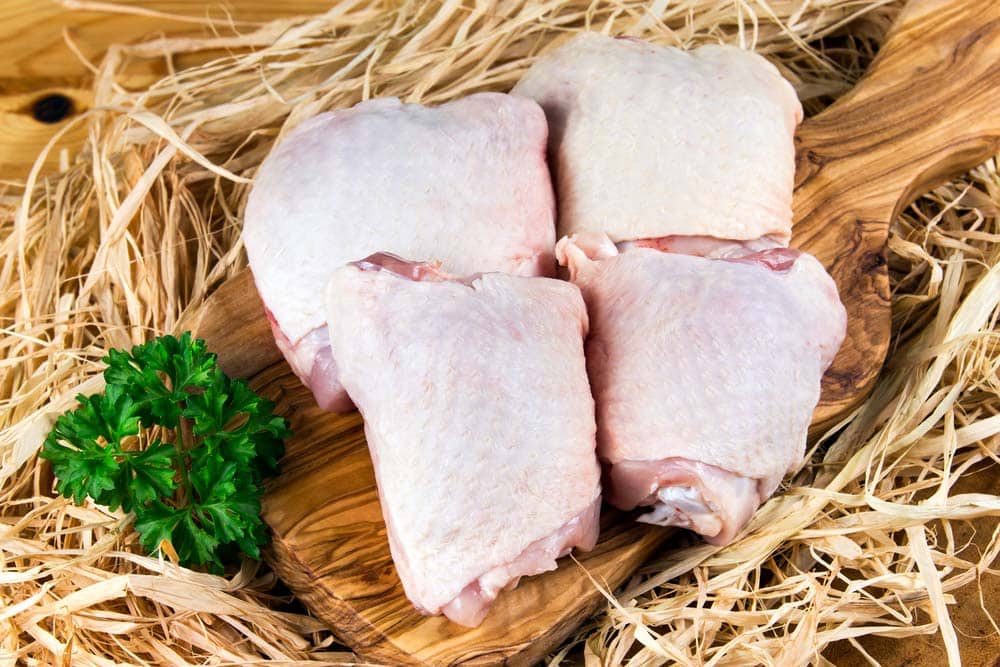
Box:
794;0;1000;428
0;86;92;179
181;270;281;378
0;1;328;179
0;0;330;80
185;1;1000;663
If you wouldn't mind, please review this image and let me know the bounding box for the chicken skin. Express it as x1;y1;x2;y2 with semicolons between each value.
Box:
325;253;602;626
244;93;556;411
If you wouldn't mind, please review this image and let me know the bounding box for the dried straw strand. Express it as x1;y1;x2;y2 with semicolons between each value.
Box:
2;1;998;664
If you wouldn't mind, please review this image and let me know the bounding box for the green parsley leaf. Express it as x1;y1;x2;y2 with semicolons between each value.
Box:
40;333;289;571
115;441;177;511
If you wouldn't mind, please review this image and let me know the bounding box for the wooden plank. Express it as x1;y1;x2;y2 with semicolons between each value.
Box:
0;0;329;178
0;0;329;80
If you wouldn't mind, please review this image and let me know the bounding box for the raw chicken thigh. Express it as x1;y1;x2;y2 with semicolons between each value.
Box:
512;33;801;243
325;253;601;627
517;34;845;545
243;93;556;411
559;234;846;545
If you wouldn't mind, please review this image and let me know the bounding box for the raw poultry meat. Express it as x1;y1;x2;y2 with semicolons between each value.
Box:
514;33;843;544
325;253;602;626
512;33;802;243
243;93;556;412
558;234;846;545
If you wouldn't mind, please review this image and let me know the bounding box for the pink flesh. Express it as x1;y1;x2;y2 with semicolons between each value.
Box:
622;235;793;263
561;232;800;277
606;458;765;546
726;247;801;272
307;342;354;413
352;251;477;285
354;252;452;282
440;496;601;627
264;312;354;413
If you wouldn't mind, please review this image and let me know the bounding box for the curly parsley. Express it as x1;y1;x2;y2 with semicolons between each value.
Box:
41;333;290;571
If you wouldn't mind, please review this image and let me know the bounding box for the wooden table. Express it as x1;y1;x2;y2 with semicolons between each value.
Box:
1;2;997;664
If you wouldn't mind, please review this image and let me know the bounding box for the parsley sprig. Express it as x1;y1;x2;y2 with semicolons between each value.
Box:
41;333;290;571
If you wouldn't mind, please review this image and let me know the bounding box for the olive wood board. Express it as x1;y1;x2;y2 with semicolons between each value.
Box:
190;0;1000;663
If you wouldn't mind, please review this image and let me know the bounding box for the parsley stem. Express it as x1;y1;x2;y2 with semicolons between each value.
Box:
173;416;194;506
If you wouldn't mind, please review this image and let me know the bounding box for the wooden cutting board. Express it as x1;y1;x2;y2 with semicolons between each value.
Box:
190;0;1000;663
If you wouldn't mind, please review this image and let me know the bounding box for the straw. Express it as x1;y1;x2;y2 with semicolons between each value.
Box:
2;1;998;664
